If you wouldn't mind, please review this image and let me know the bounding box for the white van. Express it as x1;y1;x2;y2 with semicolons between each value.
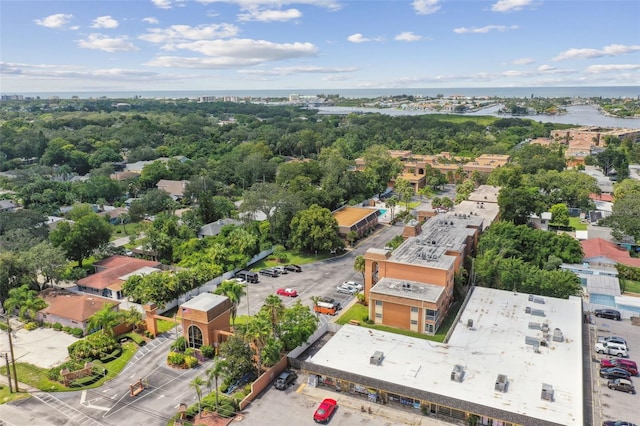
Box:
596;341;629;358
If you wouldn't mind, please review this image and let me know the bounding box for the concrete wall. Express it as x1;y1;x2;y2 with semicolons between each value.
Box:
239;355;289;410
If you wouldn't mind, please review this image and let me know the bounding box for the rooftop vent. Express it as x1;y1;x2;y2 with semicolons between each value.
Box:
531;309;545;317
552;328;564;342
528;322;541;330
467;319;474;329
370;351;384;366
451;365;465;383
495;374;508;393
529;295;545;304
541;384;554;401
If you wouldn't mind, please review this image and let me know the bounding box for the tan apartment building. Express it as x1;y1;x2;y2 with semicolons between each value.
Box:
332;206;379;239
551;127;640;148
364;212;484;334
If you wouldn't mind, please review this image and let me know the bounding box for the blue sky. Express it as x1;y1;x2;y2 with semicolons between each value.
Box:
1;0;639;93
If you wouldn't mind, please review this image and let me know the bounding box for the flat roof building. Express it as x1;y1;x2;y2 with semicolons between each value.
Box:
303;287;584;426
332;206;379;239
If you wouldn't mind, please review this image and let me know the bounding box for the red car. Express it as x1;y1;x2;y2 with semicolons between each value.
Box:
276;288;298;297
313;398;337;423
600;359;638;376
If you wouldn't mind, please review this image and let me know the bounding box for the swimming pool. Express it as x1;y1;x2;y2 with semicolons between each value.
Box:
378;209;388;216
589;293;616;307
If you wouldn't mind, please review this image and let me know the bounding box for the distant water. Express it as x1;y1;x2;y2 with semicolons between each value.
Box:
315;104;640;129
11;86;640;100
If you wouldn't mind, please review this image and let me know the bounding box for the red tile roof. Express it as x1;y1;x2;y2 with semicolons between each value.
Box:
78;256;162;290
581;238;640;267
589;193;614;202
39;289;119;322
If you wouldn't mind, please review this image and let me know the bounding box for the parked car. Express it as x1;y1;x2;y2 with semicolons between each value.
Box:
603;421;637;426
342;281;363;291
336;283;358;294
273;266;288;274
599;367;632;380
598;336;629;349
274;370;297;390
600;359;638;376
235;270;259;283
285;264;302;273
596;341;629;358
259;268;280;277
607;378;636;394
313;398;338;423
277;288;298;297
595;309;622;320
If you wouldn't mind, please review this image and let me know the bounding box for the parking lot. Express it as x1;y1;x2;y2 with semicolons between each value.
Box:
589;314;640;425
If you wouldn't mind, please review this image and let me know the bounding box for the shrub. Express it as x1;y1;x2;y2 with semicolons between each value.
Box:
70;328;84;338
184;355;198;369
217;401;236;418
24;322;39;331
200;344;214;359
53;323;63;331
63;326;72;333
171;336;187;352
184;348;196;357
167;351;185;366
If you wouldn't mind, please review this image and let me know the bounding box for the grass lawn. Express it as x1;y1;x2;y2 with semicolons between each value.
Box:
568;217;587;231
335;300;462;344
0;384;30;404
157;318;178;334
0;341;139;392
110;222;146;242
250;249;333;270
621;279;640;295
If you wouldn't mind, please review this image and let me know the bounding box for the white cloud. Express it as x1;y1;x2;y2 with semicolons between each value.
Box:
586;64;640;74
34;13;73;29
239;65;357;75
145;38;318;68
152;0;173;9
91;16;119;29
77;34;140;52
139;23;240;44
512;57;534;65
454;25;518;34
491;0;536;13
238;8;302;22
554;44;640;61
143;17;160;24
537;64;555;71
412;0;440;15
322;75;349;81
196;0;342;11
0;61;170;81
395;32;422;42
347;33;384;43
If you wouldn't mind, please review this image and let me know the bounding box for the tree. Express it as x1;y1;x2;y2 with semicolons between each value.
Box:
118;212;130;233
240;314;272;371
498;186;542;225
346;231;357;247
385;196;398;221
49;210;112;268
119;307;143;332
395;178;414;210
4;285;46;321
596;147;627;177
214;280;246;326
609;194;640;242
290;204;343;253
190;376;205;415
24;241;67;289
0;251;34;306
86;303;120;336
278;301;319;351
549;203;569;226
218;334;255;382
363;145;403;197
206;361;226;410
260;295;284;337
354;255;365;282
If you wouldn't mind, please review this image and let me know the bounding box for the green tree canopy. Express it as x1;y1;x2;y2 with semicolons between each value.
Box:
290;204;343;253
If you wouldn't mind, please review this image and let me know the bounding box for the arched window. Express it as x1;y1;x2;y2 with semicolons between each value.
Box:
188;325;203;349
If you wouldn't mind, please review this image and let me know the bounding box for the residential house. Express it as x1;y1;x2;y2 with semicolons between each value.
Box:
76;255;164;300
581;238;640;268
156;179;189;201
198;218;243;238
0;199;17;212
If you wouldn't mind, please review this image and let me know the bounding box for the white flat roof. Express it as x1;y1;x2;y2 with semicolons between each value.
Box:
308;287;583;425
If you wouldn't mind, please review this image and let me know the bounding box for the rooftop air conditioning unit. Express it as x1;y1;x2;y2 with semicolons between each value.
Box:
370;351;384;366
495;374;508;392
467;319;474;329
541;384;554;401
451;365;465;383
552;328;564;342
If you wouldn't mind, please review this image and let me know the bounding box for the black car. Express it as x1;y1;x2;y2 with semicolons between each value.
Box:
595;309;622;320
274;370;297;390
259;268;280;277
599;367;632;380
603;421;637;426
284;264;302;273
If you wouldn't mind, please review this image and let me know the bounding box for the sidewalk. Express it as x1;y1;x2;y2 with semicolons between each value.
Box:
296;382;455;426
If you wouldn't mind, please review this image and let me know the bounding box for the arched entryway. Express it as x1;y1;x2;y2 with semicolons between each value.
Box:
187;324;203;349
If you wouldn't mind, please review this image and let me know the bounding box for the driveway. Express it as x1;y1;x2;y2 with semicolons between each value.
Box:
0;321;78;369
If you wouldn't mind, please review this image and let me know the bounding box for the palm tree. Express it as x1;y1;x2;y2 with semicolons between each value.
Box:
4;285;46;321
261;295;284;336
118;212;130;234
206;361;226;410
120;307;143;332
190;376;205;415
354;255;365;282
87;303;120;336
241;315;271;371
214;280;246;326
310;295;321;318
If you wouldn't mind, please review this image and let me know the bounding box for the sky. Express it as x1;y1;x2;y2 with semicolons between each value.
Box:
1;0;640;93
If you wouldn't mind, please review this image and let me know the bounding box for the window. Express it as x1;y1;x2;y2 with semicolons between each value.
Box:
411;307;419;313
410;320;418;325
187;325;203;349
375;300;383;306
375;313;382;318
425;309;438;321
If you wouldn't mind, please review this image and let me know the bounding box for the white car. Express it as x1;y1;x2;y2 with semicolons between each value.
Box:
343;281;363;291
336;284;358;294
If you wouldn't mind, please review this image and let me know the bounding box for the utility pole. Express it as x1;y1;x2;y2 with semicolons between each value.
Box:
5;314;19;392
4;353;12;393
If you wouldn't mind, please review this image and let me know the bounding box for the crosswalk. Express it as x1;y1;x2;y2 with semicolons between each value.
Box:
32;392;104;426
123;327;180;371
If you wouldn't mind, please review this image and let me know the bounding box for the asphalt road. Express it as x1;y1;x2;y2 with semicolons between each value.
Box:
1;223;404;426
